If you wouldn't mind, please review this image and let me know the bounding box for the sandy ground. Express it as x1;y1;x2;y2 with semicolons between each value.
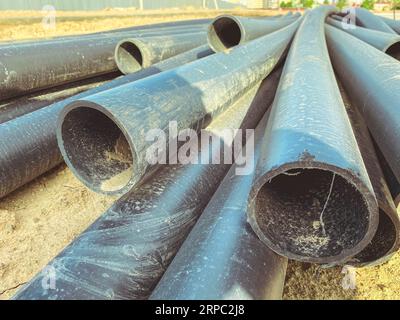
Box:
0;9;399;300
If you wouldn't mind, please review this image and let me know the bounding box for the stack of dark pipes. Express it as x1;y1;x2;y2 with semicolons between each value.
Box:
0;6;398;300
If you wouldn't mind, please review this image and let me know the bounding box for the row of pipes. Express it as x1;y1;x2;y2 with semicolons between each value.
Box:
0;6;399;299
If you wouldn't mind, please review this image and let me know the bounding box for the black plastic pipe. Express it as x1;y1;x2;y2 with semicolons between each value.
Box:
57;19;301;196
150;112;288;300
354;8;396;34
380;16;400;34
339;81;400;267
0;26;207;101
0;18;211;46
0;72;119;124
13;67;282;300
207;14;298;52
326;17;400;60
114;32;207;74
247;7;378;265
325;25;400;184
0;45;213;199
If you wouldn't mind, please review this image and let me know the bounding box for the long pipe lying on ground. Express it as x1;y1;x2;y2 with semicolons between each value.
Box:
13;67;282;300
380;16;400;34
0;72;119;124
326;17;400;60
0;45;213;200
150;111;287;300
114;32;207;74
0;25;208;101
207;14;298;52
247;7;378;265
0;18;212;46
56;19;301;196
325;24;400;184
354;8;397;34
339;81;400;267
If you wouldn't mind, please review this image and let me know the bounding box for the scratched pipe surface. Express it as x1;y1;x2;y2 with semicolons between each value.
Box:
13;67;282;300
353;8;397;34
0;45;213;200
207;14;298;52
0;18;211;46
57;19;301;196
150;112;288;300
0;25;208;101
247;7;378;265
114;31;207;74
380;16;400;34
339;81;400;267
326;17;400;60
326;25;400;184
0;72;120;124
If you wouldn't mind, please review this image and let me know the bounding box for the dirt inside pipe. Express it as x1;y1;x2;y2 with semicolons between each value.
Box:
208;16;242;51
61;106;133;193
254;168;369;260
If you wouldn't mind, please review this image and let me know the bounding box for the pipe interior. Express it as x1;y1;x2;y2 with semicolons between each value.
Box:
386;42;400;61
116;41;143;74
255;168;369;259
353;209;397;264
61;107;133;193
209;17;242;51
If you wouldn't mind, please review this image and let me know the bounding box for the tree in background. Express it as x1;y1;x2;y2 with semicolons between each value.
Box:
336;0;348;9
361;0;375;10
301;0;314;8
392;0;400;10
280;0;294;8
323;0;330;4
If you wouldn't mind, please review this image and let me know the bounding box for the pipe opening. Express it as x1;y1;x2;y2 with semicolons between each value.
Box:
386;42;400;61
353;209;397;264
61;107;133;193
115;40;144;74
255;168;369;259
208;17;242;52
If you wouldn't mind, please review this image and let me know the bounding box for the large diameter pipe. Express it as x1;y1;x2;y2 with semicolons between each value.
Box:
57;19;301;196
150;112;288;300
340;82;400;267
326;17;400;60
114;32;207;74
13;67;283;300
380;16;400;34
325;25;400;184
354;8;397;34
0;45;213;200
207;14;298;52
247;7;378;265
0;72;119;125
0;28;207;101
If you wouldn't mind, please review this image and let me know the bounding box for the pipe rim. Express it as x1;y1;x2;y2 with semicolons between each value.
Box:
248;161;379;264
207;15;244;52
57;101;138;196
114;38;149;75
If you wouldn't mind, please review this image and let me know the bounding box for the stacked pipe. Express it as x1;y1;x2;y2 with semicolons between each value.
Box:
0;45;214;199
1;7;400;301
0;19;210;101
14;67;284;300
